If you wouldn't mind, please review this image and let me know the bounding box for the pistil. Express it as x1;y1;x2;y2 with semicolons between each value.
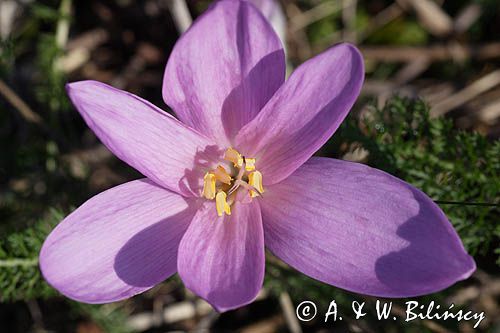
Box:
201;147;265;217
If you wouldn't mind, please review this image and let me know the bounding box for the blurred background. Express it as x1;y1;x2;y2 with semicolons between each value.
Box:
0;0;499;332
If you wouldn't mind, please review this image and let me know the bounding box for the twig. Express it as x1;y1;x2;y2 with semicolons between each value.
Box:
432;70;500;117
55;0;72;49
127;299;211;331
453;4;481;35
285;4;312;61
279;292;302;333
110;43;162;89
165;0;192;34
54;0;72;74
396;0;452;37
419;82;455;105
128;290;268;331
361;79;418;100
193;310;220;333
478;99;500;124
63;145;113;166
341;0;357;43
289;0;354;33
360;43;500;62
358;3;403;41
59;28;109;73
26;299;45;333
66;28;108;51
0;79;43;125
393;58;431;85
0;0;22;39
447;286;481;305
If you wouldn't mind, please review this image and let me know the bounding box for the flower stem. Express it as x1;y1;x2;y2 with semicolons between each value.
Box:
0;258;39;268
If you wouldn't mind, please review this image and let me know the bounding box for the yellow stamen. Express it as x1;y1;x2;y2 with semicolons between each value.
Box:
213;165;232;184
224;147;243;168
245;158;256;171
202;172;216;199
216;191;231;216
204;148;264;216
248;171;264;198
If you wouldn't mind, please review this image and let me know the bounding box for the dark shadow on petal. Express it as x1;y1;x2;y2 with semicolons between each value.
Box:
374;187;473;296
114;198;201;288
220;2;285;140
220;0;285;140
179;144;225;196
221;48;285;140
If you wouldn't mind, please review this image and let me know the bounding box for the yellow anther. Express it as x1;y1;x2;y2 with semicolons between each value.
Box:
248;171;264;198
245;158;256;171
224;147;243;168
202;172;216;200
215;191;231;217
205;147;263;216
213;165;232;184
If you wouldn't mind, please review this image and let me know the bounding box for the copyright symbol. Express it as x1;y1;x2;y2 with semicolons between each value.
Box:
296;301;317;321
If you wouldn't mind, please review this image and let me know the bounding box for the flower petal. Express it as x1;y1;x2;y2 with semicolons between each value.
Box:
67;80;221;197
261;157;475;297
248;0;287;47
40;179;198;303
235;43;364;184
177;200;265;312
163;0;285;144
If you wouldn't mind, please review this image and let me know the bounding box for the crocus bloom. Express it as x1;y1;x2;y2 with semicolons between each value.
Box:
40;0;475;312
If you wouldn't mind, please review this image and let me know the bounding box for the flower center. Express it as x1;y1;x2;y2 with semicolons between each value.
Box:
202;147;264;216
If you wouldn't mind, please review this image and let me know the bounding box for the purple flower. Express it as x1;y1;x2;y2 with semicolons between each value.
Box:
40;0;475;312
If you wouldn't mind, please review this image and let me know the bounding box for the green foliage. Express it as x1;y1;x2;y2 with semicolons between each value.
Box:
0;38;15;75
366;18;428;45
35;34;69;115
30;3;65;22
335;97;500;261
70;303;134;333
0;209;62;302
307;16;340;45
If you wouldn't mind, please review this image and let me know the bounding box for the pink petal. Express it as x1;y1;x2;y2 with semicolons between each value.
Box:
66;80;221;197
235;43;364;184
247;0;286;46
262;157;475;297
177;201;265;312
40;179;198;303
163;0;285;144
